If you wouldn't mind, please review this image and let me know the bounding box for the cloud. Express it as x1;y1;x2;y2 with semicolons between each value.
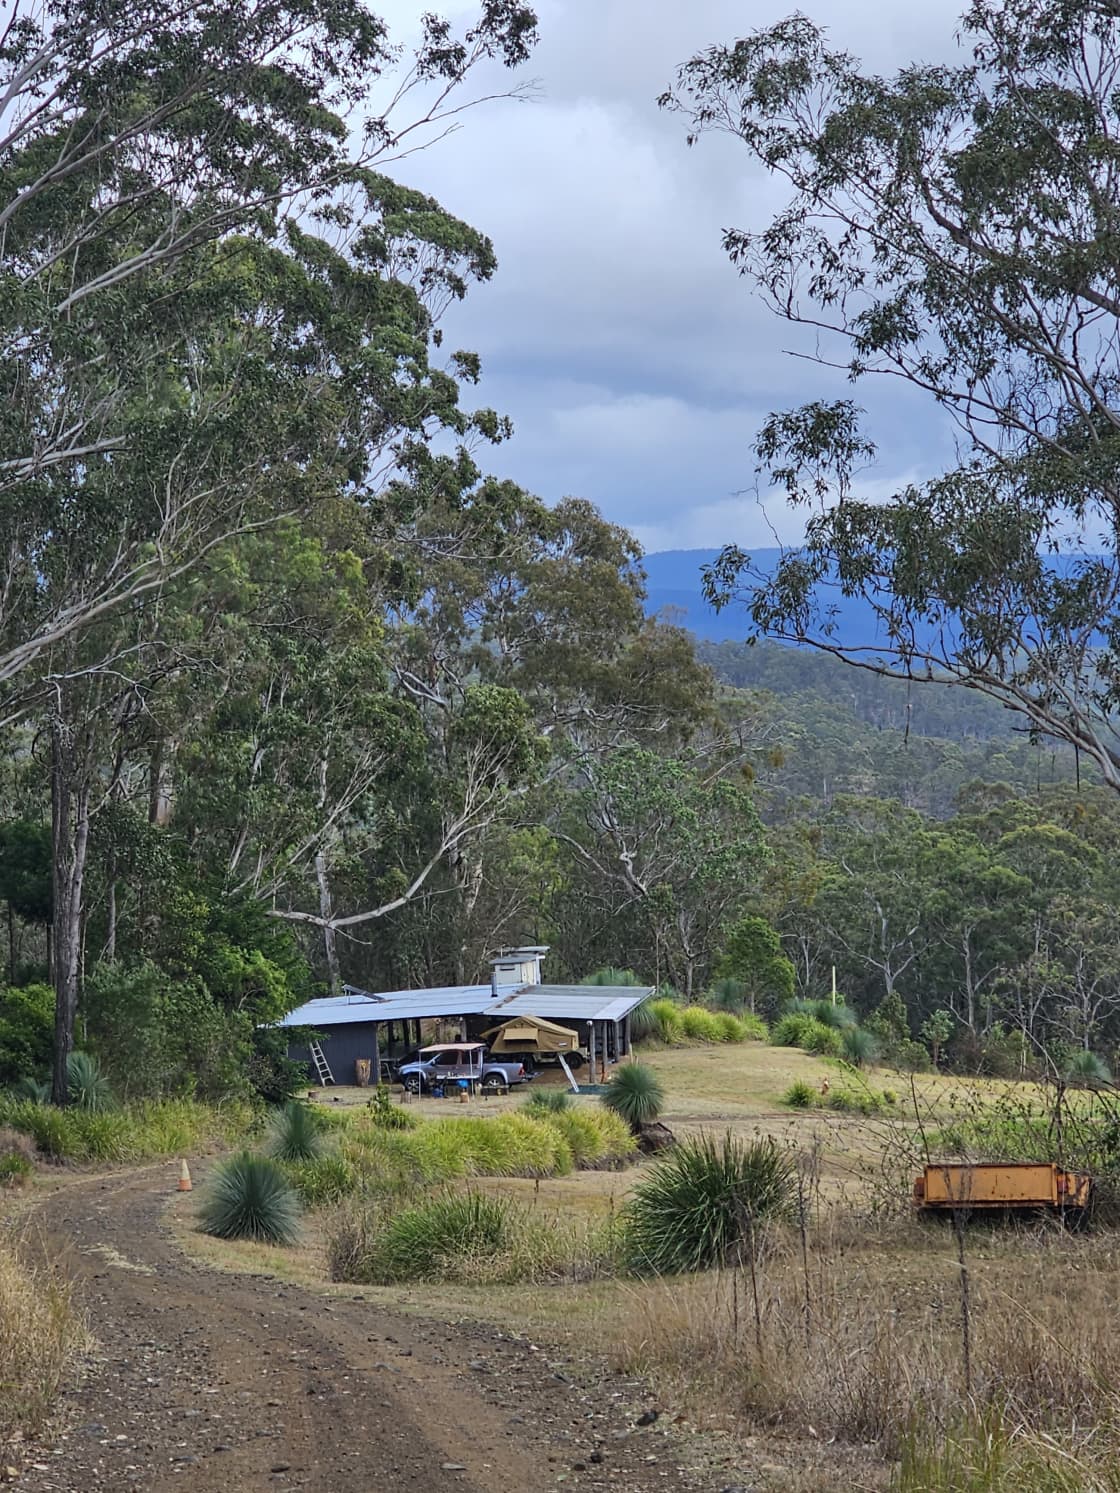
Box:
377;0;971;549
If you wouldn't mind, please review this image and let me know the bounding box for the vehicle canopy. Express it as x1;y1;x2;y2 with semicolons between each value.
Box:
418;1042;486;1055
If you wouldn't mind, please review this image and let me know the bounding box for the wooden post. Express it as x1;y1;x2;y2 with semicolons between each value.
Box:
623;1013;631;1057
588;1021;596;1085
372;1022;381;1086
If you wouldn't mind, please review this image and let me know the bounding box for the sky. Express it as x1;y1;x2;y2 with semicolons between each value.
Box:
375;0;971;555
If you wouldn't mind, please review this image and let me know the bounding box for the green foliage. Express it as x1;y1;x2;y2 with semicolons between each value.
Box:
0;823;52;924
0;985;53;1086
582;968;644;986
648;998;684;1044
715;914;795;1016
66;1052;114;1112
732;1012;768;1042
782;1080;817;1109
601;1063;665;1132
284;1154;358;1208
9;1077;49;1104
0;1152;33;1185
793;998;856;1031
1065;1051;1112;1087
361;1191;513;1283
264;1102;324;1163
522;1088;572;1115
0;1096;247;1162
771;1013;842;1056
544;1106;636;1168
680;1006;724;1042
841;1026;878;1068
365;1084;416;1130
707;976;748;1012
198;1153;300;1246
625;1132;796;1275
628;997;659;1044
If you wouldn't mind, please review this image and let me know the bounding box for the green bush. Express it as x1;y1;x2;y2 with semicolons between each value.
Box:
825;1086;884;1116
735;1012;769;1042
197;1152;300;1245
66;1052;115;1112
285;1153;358;1207
0;1152;33;1185
626;1132;797;1275
628;997;658;1044
841;1026;879;1068
365;1084;416;1129
544;1105;637;1168
648;998;683;1044
771;1013;842;1056
10;1076;48;1103
582;968;644;986
707;976;748;1012
522;1088;571;1115
782;1080;817;1109
0;984;53;1087
364;1191;512;1283
680;1006;724;1042
792;998;857;1031
601;1063;665;1132
264;1101;324;1162
1065;1050;1112;1087
0;1094;247;1162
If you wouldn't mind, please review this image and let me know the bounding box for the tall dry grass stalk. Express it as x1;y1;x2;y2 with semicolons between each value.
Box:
614;1214;1120;1464
0;1230;89;1451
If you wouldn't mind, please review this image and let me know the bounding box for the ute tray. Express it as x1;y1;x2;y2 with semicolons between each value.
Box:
913;1161;1091;1211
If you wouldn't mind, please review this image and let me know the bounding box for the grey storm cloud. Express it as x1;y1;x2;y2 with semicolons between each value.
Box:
378;0;969;553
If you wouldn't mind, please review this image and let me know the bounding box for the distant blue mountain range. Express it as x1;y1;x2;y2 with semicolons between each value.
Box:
642;548;895;646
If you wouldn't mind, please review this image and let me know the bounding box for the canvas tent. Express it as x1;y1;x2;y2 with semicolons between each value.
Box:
482;1015;581;1055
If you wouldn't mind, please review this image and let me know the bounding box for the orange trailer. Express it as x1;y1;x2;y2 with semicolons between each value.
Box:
913;1161;1091;1213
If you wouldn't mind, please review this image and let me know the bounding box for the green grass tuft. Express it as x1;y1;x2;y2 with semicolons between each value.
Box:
197;1152;300;1245
265;1101;325;1162
782;1079;818;1109
625;1132;797;1275
601;1063;665;1132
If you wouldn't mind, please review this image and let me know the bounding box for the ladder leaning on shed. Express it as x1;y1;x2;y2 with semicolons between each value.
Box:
309;1039;335;1086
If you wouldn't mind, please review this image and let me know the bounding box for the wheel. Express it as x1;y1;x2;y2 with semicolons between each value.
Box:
481;1074;508;1095
402;1074;425;1095
566;1052;586;1070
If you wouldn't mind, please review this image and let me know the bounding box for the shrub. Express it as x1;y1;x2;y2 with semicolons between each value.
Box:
782;1080;817;1109
582;967;644;986
707;976;748;1012
197;1152;300;1245
841;1026;879;1068
648;998;683;1045
714;1011;746;1043
10;1076;49;1103
523;1088;571;1115
1065;1050;1112;1088
0;1151;33;1186
626;1132;796;1275
66;1051;114;1112
792;998;856;1031
628;997;659;1044
545;1105;637;1167
0;983;53;1087
680;1006;724;1042
601;1063;665;1132
771;1013;842;1057
0;1095;244;1162
364;1191;513;1283
365;1083;416;1129
264;1101;324;1162
736;1012;769;1042
406;1113;574;1181
825;1086;884;1116
285;1153;358;1207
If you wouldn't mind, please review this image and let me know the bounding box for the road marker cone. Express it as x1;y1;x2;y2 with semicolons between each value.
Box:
178;1159;192;1192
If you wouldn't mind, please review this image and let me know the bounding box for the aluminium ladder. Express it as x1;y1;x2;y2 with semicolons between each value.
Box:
309;1039;335;1086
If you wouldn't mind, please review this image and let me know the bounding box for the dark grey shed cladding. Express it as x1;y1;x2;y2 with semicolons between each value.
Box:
285;1023;382;1084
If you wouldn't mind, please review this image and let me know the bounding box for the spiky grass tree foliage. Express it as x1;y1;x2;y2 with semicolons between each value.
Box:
10;1077;49;1104
601;1062;665;1133
66;1052;114;1112
626;1132;796;1275
265;1101;325;1162
374;1191;511;1282
198;1153;301;1245
582;968;644;986
793;998;856;1031
523;1088;571;1115
628;997;658;1044
841;1026;878;1068
708;977;748;1012
1065;1050;1112;1088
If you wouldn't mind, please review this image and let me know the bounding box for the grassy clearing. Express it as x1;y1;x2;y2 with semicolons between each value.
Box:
0;1230;89;1453
0;1095;254;1163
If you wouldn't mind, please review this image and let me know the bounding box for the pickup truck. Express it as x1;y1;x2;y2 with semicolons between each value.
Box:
397;1042;530;1095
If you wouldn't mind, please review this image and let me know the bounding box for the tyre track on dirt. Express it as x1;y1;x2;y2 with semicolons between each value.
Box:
17;1167;710;1492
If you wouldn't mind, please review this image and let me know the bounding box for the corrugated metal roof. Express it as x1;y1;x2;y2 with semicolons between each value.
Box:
484;985;652;1023
280;981;651;1029
280;984;492;1028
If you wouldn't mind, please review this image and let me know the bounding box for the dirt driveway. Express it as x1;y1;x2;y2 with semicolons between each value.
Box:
15;1166;719;1493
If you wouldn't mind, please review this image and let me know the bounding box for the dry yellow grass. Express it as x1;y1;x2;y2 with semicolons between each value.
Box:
0;1228;89;1453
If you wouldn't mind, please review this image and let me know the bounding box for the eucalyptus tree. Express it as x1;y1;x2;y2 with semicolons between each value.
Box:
665;2;1120;785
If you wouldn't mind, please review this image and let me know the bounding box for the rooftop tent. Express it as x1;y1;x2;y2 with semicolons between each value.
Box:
481;1015;581;1055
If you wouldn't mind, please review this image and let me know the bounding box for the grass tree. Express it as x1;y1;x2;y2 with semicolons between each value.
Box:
601;1062;665;1133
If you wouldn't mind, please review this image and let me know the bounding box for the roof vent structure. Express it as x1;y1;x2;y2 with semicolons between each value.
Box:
489;945;549;996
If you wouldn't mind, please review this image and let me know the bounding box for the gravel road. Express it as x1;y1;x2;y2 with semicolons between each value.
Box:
15;1166;720;1493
